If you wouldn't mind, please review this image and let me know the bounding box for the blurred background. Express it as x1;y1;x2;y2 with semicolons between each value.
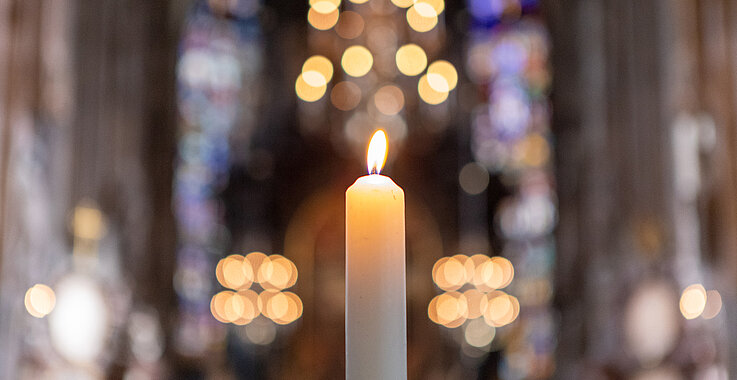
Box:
1;0;736;379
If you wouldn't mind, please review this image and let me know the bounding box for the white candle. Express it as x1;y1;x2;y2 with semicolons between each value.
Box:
346;130;407;380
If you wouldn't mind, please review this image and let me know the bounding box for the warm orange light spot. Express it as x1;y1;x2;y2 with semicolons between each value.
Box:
427;60;457;90
308;7;339;30
309;0;340;14
483;291;518;327
406;3;438;33
418;74;448;105
463;288;486;319
395;44;427;76
295;73;327;102
429;291;468;328
417;0;445;15
272;291;304;325
24;284;56;318
73;204;105;240
302;55;334;83
367;130;388;175
342;45;373;77
391;0;414;8
260;255;297;290
680;284;707;319
217;254;254;290
210;291;232;323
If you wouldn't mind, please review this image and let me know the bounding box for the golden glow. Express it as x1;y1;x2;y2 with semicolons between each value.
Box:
395;44;427;76
391;0;414;8
331;81;361;111
429;291;468;328
427;60;457;90
465;254;492;286
516;133;550;167
272;291;303;324
302;70;328;87
417;0;445;15
367;130;388;175
303;56;334;82
24;284;56;318
309;0;340;14
308;7;339;30
260;255;298;290
341;45;373;77
295;73;327;102
427;73;449;93
418;74;448;105
73;204;105;240
336;11;364;39
703;290;722;319
373;85;405;115
680;284;707;319
216;254;254;290
349;0;368;3
432;256;468;291
483;291;518;327
463;288;486;319
406;3;438;32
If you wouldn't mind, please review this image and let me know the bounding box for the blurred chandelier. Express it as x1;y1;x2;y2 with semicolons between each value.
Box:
296;0;458;157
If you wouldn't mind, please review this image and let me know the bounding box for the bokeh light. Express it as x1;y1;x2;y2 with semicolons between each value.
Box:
459;162;490;195
302;55;334;83
464;317;496;348
48;275;109;365
373;85;405;115
417;0;445;15
331;81;362;111
679;284;707;319
341;45;373;77
395;44;427;76
429;291;468;328
24;284;56;318
295;73;327;102
702;289;722;320
432;256;467;291
73;204;105;240
335;11;364;39
406;3;438;33
427;60;457;90
390;0;414;8
483;291;519;327
309;0;341;14
216;254;254;290
418;74;449;105
308;7;339;31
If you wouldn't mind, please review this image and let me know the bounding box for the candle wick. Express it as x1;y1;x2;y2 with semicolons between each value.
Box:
369;167;380;175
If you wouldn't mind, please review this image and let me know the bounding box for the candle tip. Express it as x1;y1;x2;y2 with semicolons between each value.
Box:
367;130;388;175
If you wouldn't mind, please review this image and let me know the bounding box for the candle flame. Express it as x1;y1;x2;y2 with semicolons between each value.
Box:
367;130;388;175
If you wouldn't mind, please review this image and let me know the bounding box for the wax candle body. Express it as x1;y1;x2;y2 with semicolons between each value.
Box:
346;174;407;380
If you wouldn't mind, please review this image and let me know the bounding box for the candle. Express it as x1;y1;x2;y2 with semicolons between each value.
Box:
346;130;407;379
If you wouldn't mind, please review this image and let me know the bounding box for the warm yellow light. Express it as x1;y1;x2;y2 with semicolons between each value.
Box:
295;73;327;102
429;291;468;328
406;3;438;32
272;291;303;324
25;284;56;318
391;0;414;8
217;254;254;290
417;0;445;15
373;85;405;115
341;45;373;77
302;70;328;87
418;74;448;105
309;0;340;14
210;291;231;323
395;44;427;76
349;0;369;4
483;291;518;327
308;7;339;30
260;255;297;290
427;73;449;92
427;60;457;90
302;55;333;81
367;130;388;175
680;284;707;319
331;81;362;111
73;204;105;240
